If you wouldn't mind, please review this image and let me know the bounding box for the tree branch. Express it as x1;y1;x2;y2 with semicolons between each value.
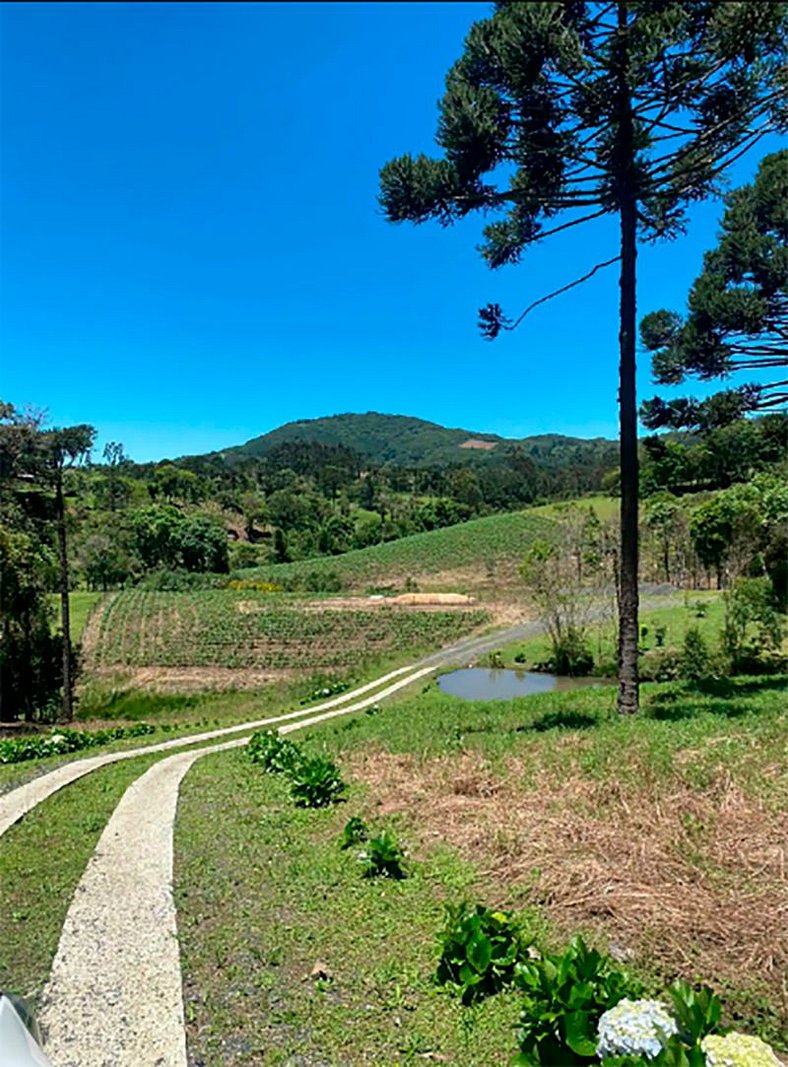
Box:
504;255;621;333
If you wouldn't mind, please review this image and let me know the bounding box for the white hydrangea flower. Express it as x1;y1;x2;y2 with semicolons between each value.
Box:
48;734;67;746
701;1032;781;1067
596;998;678;1060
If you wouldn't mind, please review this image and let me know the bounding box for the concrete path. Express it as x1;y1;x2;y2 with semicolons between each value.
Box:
0;591;679;839
0;664;420;839
37;668;437;1066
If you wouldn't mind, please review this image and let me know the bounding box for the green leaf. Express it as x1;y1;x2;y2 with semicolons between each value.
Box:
564;1011;597;1057
467;933;492;974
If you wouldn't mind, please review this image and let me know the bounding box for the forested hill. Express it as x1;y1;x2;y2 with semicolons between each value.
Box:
214;412;618;470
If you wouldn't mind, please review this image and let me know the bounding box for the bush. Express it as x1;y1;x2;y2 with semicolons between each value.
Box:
514;936;642;1064
301;570;343;593
299;678;352;706
288;754;345;808
246;730;302;774
681;626;711;682
640;648;683;682
0;722;156;765
358;829;407;880
436;903;529;1004
138;568;227;591
722;576;785;668
551;627;594;676
338;816;368;850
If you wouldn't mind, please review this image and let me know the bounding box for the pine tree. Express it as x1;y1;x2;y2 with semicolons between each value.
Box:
379;1;787;712
640;149;788;431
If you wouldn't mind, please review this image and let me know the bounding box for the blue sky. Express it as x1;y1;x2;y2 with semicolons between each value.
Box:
1;2;782;462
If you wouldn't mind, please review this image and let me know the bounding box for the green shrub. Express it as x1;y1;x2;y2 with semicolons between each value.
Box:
338;816;368;850
288;754;345;808
436;903;529;1004
680;626;711;682
299;678;351;706
722;576;785;668
640;648;683;682
551;627;594;676
138;569;227;591
359;829;407;880
514;936;642;1064
246;730;302;774
0;723;156;765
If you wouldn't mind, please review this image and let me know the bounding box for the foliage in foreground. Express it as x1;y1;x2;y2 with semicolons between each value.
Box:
0;722;156;765
288;754;346;808
246;729;346;808
437;903;529;1005
514;936;643;1063
358;829;408;880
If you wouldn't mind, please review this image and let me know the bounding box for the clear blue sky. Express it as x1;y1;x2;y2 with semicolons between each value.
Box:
1;2;782;462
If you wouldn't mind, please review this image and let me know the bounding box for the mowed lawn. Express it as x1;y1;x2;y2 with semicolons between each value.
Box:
174;675;787;1065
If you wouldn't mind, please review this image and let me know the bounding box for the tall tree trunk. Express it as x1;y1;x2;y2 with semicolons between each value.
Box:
616;3;640;714
55;467;74;721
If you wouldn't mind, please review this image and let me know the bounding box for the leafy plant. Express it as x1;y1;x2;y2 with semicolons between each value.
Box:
654;626;667;648
0;722;156;765
436;903;528;1004
680;627;711;683
246;730;302;774
288;754;345;808
666;980;722;1051
514;936;642;1065
338;816;368;850
359;829;407;880
596;983;723;1065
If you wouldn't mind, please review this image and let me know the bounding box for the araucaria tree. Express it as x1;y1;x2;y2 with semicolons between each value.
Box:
640;149;788;432
379;1;787;712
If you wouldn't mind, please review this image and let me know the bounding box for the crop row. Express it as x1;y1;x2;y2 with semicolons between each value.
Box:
91;590;489;670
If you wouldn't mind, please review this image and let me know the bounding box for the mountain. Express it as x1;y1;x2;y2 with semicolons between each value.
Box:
213;412;618;470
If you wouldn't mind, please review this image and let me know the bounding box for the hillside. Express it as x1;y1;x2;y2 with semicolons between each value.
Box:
236;506;557;594
213;412;618;470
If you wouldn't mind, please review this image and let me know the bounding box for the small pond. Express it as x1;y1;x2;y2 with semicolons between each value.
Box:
438;668;609;701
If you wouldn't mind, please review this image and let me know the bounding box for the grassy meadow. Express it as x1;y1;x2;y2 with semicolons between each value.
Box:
174;675;787;1064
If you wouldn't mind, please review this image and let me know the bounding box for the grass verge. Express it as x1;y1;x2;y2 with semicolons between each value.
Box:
176;749;540;1065
0;753;161;1004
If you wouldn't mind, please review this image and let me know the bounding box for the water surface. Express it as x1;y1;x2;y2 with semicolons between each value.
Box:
437;668;607;701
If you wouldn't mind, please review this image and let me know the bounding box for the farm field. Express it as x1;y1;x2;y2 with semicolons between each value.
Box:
88;589;490;674
237;506;558;594
174;675;788;1064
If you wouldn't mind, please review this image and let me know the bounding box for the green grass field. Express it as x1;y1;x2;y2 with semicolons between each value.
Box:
237;507;557;592
50;591;104;642
173;676;787;1064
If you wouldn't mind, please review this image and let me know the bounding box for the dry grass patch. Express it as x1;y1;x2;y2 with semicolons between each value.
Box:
88;665;296;692
347;746;788;1027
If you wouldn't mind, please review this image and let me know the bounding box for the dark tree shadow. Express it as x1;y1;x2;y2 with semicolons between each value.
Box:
521;710;599;733
645;674;787;721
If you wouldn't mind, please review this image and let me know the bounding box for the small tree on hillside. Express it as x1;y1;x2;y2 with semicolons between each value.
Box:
42;425;96;720
379;1;787;713
641;149;788;432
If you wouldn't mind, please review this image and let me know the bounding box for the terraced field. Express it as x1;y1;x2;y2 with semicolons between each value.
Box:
238;507;557;591
89;590;489;672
